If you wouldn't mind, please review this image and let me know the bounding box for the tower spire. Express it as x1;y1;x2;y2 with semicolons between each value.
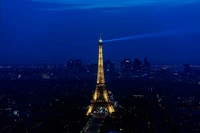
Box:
97;33;104;84
99;33;103;43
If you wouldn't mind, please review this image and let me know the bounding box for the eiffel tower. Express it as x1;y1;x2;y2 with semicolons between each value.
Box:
86;34;115;116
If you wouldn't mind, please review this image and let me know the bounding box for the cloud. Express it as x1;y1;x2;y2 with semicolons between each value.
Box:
31;0;200;11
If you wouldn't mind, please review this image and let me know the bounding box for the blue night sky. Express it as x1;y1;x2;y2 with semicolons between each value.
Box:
1;0;200;64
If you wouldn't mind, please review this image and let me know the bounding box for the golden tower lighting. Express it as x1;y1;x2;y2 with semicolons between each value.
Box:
86;33;115;116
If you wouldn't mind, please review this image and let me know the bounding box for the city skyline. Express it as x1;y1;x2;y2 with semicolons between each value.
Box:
1;57;200;65
1;1;200;132
1;0;200;64
0;33;200;132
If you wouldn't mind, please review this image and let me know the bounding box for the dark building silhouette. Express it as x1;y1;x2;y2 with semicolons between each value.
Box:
120;58;132;78
120;58;132;72
104;60;115;73
133;58;142;70
144;57;150;68
143;57;150;72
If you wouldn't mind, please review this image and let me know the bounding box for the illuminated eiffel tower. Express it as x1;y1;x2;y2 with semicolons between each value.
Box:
86;34;115;116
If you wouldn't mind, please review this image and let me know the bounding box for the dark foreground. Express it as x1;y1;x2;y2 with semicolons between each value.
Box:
0;77;200;133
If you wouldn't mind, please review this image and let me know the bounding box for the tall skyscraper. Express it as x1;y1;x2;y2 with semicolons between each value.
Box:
144;57;150;68
133;58;142;71
120;58;132;72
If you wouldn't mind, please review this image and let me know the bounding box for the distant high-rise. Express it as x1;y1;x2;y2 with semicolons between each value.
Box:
120;58;132;71
143;57;150;72
144;57;150;68
133;58;142;70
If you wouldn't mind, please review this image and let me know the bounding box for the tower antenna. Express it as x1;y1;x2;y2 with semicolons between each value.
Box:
99;33;103;43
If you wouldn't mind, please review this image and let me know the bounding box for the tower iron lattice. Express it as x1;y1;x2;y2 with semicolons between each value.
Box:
86;34;115;116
